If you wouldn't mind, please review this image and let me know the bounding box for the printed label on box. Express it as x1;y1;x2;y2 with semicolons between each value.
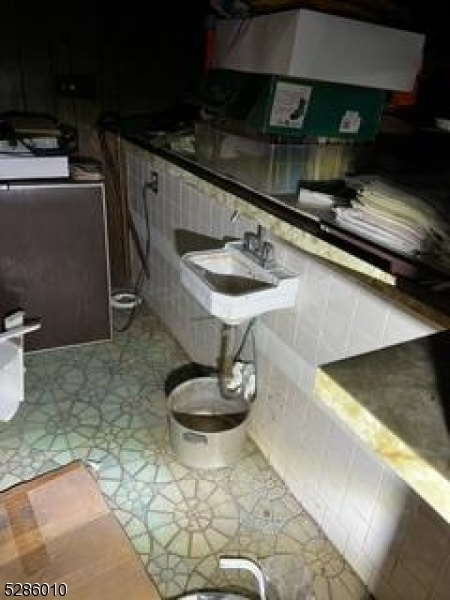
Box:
339;110;361;133
270;82;312;129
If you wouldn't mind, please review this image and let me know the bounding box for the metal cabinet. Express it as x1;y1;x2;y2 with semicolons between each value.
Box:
0;181;111;351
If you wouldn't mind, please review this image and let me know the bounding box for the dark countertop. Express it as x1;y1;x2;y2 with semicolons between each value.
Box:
113;125;450;322
315;329;450;523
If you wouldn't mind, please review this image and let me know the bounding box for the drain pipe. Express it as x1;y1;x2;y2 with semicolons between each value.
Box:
218;321;257;402
218;323;241;401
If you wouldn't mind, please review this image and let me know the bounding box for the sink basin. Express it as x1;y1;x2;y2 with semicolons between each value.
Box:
180;242;300;324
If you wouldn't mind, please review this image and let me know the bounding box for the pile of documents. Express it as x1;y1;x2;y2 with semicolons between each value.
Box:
333;177;450;258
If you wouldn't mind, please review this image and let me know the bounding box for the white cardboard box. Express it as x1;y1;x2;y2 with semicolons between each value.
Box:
216;8;425;91
0;154;69;180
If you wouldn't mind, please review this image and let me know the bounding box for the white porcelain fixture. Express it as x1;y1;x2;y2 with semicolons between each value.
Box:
0;311;41;421
219;557;268;600
180;241;300;324
176;556;268;600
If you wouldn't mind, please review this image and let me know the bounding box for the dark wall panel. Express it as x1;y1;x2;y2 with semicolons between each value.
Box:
0;7;206;136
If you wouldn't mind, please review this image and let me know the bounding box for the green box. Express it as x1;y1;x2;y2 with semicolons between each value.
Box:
192;69;386;141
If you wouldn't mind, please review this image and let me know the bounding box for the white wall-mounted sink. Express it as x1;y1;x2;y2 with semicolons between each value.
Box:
180;242;300;324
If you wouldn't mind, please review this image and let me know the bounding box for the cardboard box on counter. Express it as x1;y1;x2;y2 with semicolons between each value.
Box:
216;8;425;92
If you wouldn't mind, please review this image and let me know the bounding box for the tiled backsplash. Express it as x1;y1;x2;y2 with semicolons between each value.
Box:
125;145;448;600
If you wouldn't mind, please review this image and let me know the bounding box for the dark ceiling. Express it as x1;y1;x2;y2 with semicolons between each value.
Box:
210;0;445;32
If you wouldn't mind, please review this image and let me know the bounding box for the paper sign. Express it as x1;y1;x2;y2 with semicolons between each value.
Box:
339;110;361;133
270;82;312;129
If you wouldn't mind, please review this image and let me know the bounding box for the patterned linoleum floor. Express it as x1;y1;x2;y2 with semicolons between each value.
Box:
0;306;371;600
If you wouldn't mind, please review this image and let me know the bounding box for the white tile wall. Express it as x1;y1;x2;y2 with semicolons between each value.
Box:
363;467;413;574
383;303;437;347
318;418;356;525
125;146;448;600
347;444;385;524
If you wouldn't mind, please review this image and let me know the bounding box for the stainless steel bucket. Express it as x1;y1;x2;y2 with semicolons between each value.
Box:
167;376;249;469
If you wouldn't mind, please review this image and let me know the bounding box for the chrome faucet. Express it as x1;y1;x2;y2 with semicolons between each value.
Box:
243;225;275;268
219;556;268;600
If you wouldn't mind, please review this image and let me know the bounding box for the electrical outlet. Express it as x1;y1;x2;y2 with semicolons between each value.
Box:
56;75;96;99
150;171;158;194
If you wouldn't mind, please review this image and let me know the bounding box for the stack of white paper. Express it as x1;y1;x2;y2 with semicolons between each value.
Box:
0;154;69;180
334;177;450;257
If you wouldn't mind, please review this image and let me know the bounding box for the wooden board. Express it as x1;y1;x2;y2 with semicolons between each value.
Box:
0;461;161;600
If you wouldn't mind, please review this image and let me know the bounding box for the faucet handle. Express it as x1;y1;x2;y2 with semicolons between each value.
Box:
261;241;275;266
243;230;258;253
